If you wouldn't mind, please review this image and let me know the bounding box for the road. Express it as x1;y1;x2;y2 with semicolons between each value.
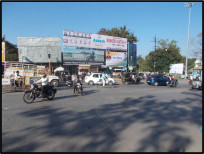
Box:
2;79;202;152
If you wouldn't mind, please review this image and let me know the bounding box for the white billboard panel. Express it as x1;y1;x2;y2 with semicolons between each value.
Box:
63;30;127;51
169;63;184;74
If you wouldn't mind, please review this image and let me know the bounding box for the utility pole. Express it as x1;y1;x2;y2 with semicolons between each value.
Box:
184;2;197;78
151;35;158;74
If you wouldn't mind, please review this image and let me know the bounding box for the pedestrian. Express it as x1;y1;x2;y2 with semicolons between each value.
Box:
10;71;16;87
101;72;106;87
144;73;147;79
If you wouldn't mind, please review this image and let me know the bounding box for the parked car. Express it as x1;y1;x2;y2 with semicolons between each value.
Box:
85;73;115;86
121;72;141;84
147;74;170;86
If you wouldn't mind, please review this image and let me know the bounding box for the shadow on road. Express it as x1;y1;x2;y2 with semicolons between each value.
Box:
3;92;202;152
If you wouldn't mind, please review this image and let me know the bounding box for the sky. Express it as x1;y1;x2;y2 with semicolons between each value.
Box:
2;2;202;58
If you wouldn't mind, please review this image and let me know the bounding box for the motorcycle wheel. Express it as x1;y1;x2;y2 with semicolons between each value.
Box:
47;89;55;100
23;92;35;104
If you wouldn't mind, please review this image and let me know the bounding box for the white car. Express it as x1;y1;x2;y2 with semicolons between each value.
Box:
85;73;115;86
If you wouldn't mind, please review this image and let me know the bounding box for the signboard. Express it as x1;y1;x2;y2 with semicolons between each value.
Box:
63;30;91;48
105;51;127;66
169;63;184;74
2;79;10;85
128;42;137;68
63;30;127;51
2;42;5;62
63;48;104;64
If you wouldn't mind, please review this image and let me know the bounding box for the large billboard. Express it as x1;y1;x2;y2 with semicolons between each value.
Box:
169;63;184;74
63;30;91;48
105;51;127;66
2;42;5;62
63;48;104;65
63;30;127;51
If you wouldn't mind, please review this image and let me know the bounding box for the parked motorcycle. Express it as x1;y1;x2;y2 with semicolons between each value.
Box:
66;80;73;88
23;83;57;103
188;79;202;90
74;82;84;96
166;79;179;87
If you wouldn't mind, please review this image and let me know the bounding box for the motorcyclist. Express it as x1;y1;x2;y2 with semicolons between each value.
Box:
36;74;48;97
170;75;177;86
74;75;82;93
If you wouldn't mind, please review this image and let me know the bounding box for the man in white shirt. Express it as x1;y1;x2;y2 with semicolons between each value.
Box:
15;71;23;87
36;74;48;97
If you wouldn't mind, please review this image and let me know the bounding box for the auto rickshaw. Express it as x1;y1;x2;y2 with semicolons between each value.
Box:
121;72;141;85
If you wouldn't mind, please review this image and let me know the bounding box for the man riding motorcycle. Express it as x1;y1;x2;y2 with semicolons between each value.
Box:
36;74;48;97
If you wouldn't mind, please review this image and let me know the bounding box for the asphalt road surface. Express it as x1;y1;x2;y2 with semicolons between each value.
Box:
2;79;202;152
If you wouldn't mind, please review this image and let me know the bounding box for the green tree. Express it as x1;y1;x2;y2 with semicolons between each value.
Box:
144;39;182;73
2;36;18;61
97;25;138;43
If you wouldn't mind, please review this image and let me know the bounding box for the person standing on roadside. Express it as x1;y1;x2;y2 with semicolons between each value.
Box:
101;72;106;87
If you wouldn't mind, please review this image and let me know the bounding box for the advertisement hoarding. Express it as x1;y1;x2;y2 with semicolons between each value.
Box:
128;42;137;68
169;63;184;74
2;42;5;62
105;51;127;66
63;30;127;51
63;48;104;64
63;30;92;48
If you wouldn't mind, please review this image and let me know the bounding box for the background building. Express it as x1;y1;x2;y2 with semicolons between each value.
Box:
17;37;62;73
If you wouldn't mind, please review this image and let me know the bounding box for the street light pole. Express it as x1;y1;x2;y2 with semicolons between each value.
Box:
184;2;197;78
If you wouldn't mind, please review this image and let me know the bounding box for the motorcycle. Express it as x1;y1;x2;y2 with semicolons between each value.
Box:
166;79;179;87
66;80;73;88
23;83;57;104
188;79;202;90
74;82;84;96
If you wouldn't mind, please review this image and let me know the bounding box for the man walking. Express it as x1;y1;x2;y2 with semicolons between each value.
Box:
101;72;106;87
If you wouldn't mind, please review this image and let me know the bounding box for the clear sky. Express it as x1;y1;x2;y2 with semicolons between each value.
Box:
2;2;202;58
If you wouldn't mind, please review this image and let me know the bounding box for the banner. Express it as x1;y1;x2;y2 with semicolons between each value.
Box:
2;42;5;62
63;30;127;51
63;30;91;48
105;51;127;66
128;42;137;68
169;63;184;74
63;48;104;64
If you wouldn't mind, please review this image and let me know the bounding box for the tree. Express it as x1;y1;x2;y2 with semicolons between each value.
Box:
144;39;182;73
97;25;138;43
2;36;18;61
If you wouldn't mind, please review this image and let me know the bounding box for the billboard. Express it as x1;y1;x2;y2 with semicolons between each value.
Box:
2;42;5;62
63;30;127;51
128;42;137;68
63;48;104;64
105;51;127;66
63;30;92;48
169;63;184;74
